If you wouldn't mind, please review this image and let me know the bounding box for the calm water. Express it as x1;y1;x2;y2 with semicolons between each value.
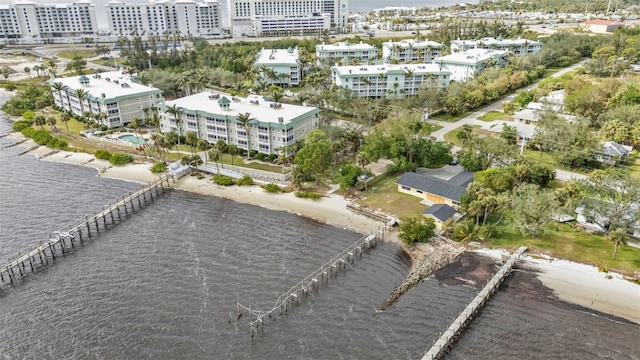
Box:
0;111;638;359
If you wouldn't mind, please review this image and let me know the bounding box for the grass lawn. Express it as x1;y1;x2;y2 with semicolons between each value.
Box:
429;111;472;123
0;78;47;91
442;125;486;147
621;151;640;179
91;58;124;68
355;173;426;219
57;49;97;60
522;148;558;168
484;223;640;275
477;111;513;122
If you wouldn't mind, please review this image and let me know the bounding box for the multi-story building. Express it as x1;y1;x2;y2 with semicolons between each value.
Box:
331;63;451;99
105;0;222;37
254;47;300;87
50;71;163;128
228;0;347;38
373;6;417;17
158;92;320;155
251;13;330;37
381;39;444;64
434;49;508;82
316;41;378;66
450;37;543;56
0;0;97;40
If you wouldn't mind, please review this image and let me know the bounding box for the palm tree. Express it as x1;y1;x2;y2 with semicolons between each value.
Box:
165;104;184;149
227;144;239;166
129;117;143;144
606;228;628;260
207;148;221;173
295;94;309;105
275;146;290;173
34;114;46;129
46;116;57;133
236;112;255;159
24;66;31;78
271;89;284;103
60;112;71;135
74;88;88;116
52;82;65;107
197;139;211;164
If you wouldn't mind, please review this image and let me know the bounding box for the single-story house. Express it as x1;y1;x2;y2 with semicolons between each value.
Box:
576;203;640;239
595;141;633;165
423;203;459;230
482;120;536;145
579;19;624;34
513;107;576;125
397;171;474;208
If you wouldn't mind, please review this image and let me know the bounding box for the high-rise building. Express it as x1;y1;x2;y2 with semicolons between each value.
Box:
228;0;347;38
1;0;97;40
105;0;222;37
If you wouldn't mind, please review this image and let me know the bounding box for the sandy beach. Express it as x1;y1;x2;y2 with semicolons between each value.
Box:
474;249;640;324
5;131;639;324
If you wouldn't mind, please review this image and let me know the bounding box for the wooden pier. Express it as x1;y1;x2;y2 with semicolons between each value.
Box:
0;174;175;287
237;231;383;337
422;246;528;360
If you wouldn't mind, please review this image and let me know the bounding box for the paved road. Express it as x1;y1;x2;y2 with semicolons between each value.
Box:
427;59;589;142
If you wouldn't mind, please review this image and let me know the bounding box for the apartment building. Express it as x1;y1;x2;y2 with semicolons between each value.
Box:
332;63;451;99
228;0;347;38
251;13;330;37
434;49;508;82
51;71;163;128
0;0;97;40
254;47;301;87
450;37;543;56
105;0;222;37
382;39;445;64
158;92;320;155
316;41;378;66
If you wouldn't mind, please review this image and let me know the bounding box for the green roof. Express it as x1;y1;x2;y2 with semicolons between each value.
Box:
218;96;230;105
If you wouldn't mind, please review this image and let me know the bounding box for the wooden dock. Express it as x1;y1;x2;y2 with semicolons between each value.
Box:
422;246;528;360
0;174;175;287
237;231;383;337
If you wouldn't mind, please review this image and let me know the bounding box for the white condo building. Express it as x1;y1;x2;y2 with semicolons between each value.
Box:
228;0;348;38
254;47;300;87
434;49;508;82
316;41;378;66
450;37;543;56
332;64;451;99
50;71;164;128
382;39;445;64
105;0;222;37
0;0;97;41
251;13;330;37
158;92;320;155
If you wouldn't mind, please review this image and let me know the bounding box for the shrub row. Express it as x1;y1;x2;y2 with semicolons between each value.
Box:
262;183;282;193
213;174;235;186
109;152;133;166
294;191;322;200
94;149;111;160
21;127;67;149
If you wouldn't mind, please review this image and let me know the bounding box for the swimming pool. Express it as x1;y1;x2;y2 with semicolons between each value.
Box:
118;134;146;144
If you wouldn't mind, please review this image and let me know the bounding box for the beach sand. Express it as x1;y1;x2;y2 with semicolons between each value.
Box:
7;133;639;323
474;249;640;324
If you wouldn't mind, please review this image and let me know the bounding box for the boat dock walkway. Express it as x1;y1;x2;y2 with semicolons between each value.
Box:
0;174;175;287
422;246;528;360
237;232;383;337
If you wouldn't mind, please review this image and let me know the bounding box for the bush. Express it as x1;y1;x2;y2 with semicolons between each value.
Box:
263;183;282;193
12;121;31;132
5;84;16;91
20;127;67;149
150;162;167;174
100;125;108;132
109;152;134;166
236;175;254;186
195;172;205;179
295;191;322;200
94;149;112;160
213;174;235;186
249;150;258;158
267;154;277;162
255;153;267;160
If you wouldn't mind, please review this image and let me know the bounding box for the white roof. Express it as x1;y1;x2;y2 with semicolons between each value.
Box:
316;41;377;52
383;39;444;49
254;48;299;65
435;49;507;65
53;71;161;100
485;121;536;139
163;92;318;125
333;63;449;76
452;37;542;46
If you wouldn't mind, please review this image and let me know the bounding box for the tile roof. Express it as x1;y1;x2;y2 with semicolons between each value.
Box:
423;204;457;222
397;171;473;201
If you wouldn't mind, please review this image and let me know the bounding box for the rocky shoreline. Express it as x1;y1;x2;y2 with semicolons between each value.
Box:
380;237;465;311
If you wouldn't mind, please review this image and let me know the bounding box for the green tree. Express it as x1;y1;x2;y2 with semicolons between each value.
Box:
197;139;211;163
228;144;239;166
46;116;57;133
185;130;199;155
129;117;143;145
33;114;46;129
60;112;71;135
606;228;628;260
398;216;436;245
165;104;184;150
207;148;221;174
510;184;559;238
294;129;334;185
236;112;255;159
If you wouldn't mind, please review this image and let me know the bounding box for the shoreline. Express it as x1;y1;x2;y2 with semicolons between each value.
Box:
4;131;640;323
473;249;640;324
